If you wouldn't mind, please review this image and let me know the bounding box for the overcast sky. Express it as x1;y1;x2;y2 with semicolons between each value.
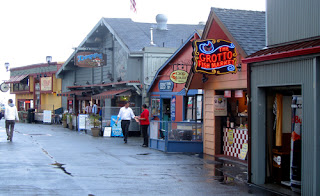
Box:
0;0;265;102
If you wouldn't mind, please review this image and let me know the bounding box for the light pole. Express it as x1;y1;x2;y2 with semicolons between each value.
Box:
5;62;10;72
46;56;52;65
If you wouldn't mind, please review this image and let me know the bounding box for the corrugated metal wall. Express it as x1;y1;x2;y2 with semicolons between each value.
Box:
267;0;320;46
250;57;319;195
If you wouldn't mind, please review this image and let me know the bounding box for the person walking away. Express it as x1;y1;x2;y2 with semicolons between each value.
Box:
136;104;150;147
5;99;19;142
115;101;135;143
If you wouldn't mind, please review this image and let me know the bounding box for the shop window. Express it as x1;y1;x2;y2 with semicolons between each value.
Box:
151;98;160;116
13;83;29;92
185;95;203;121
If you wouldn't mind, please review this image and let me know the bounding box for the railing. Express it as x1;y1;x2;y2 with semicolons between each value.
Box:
150;121;203;142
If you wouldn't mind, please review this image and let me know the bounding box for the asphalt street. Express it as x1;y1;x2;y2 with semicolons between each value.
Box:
0;120;282;196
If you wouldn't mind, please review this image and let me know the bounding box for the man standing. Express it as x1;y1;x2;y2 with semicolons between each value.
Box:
115;101;135;143
5;99;19;142
135;104;150;147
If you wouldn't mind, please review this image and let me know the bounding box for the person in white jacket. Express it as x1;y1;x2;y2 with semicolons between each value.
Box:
5;99;19;142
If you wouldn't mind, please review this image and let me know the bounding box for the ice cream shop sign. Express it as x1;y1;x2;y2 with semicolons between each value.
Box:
193;39;237;74
75;52;106;67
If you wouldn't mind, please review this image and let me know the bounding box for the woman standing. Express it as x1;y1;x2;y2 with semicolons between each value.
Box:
136;104;150;147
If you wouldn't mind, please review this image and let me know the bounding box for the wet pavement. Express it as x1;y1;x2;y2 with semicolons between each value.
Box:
0;121;285;196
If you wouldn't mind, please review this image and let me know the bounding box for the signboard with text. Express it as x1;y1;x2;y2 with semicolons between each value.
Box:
158;80;174;92
75;52;106;67
214;95;227;116
170;70;188;84
193;39;237;75
40;77;52;91
110;115;123;137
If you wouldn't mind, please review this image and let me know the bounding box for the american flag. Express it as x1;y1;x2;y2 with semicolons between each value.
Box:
130;0;136;12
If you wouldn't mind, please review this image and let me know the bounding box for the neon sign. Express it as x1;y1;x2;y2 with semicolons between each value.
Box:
193;39;237;74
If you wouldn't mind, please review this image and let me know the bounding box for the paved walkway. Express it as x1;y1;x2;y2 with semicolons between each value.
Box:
0;121;283;196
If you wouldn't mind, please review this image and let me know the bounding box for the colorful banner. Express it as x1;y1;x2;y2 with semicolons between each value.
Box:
111;115;123;137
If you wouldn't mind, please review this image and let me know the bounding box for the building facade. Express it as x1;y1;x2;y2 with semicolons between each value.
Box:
5;62;62;116
243;0;320;194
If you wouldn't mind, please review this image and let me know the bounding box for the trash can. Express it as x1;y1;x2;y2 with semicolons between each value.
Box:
27;108;35;123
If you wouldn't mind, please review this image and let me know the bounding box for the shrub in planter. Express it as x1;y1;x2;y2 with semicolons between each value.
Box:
68;114;73;130
62;113;68;128
89;114;101;137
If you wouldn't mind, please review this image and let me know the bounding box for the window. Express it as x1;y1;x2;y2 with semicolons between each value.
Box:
151;98;160;116
185;95;203;121
13;83;29;92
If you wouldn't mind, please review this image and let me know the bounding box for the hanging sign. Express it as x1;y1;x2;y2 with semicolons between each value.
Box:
170;70;188;83
224;90;231;98
40;77;52;91
193;39;237;74
235;90;244;98
159;80;174;92
75;52;106;67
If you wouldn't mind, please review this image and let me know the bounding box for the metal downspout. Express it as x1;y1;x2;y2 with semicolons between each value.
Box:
247;62;252;183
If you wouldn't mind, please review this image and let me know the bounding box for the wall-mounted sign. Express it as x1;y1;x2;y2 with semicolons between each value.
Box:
239;143;248;160
193;39;237;74
171;96;176;121
170;70;188;84
158;80;174;92
227;129;234;145
214;95;227;116
75;52;106;67
40;77;52;91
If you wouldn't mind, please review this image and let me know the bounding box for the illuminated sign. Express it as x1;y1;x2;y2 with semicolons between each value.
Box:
170;70;188;83
75;52;106;67
193;39;237;74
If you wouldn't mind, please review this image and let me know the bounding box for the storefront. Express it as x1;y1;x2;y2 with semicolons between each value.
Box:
147;32;203;153
242;1;320;193
5;62;63;123
185;8;265;161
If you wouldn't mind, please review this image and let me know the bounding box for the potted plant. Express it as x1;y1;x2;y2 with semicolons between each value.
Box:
62;113;67;128
89;114;101;137
68;113;73;130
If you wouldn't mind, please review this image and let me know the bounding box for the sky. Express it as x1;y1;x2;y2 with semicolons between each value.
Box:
0;0;265;103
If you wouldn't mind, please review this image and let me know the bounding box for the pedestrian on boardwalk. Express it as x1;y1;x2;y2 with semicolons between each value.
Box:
115;101;135;143
135;104;150;147
5;99;19;142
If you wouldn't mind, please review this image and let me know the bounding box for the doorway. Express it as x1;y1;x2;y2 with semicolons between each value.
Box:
161;98;171;121
265;86;301;191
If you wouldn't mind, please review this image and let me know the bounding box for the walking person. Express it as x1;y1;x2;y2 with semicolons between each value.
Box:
115;101;135;143
5;99;19;142
135;104;150;147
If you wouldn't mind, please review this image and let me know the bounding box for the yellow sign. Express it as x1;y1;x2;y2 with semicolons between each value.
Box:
40;77;52;91
170;70;188;84
239;143;248;160
227;129;234;145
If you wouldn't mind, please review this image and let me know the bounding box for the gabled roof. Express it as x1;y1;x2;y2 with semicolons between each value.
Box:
57;18;204;77
204;7;265;56
147;31;201;93
103;18;204;52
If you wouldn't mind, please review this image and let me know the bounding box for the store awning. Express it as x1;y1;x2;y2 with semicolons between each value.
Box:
92;89;131;99
57;90;91;97
177;89;202;96
6;74;29;84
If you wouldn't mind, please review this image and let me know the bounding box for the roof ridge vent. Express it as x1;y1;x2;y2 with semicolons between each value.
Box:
156;14;168;30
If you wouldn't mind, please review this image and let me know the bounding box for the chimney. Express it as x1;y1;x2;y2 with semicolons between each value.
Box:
156;14;168;30
150;27;156;46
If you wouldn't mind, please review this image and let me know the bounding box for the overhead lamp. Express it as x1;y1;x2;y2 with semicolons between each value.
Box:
237;64;242;72
46;56;52;65
202;74;208;83
4;62;10;72
86;81;90;85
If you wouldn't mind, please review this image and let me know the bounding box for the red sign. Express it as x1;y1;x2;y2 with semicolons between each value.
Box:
224;90;231;98
235;90;243;98
193;39;237;74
